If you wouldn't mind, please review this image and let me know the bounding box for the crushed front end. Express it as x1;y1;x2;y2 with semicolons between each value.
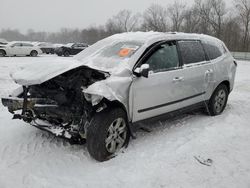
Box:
2;67;108;143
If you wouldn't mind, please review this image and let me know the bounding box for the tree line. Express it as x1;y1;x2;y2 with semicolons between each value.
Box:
1;0;250;52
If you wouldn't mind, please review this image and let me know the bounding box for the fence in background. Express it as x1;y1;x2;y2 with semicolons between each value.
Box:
231;52;250;61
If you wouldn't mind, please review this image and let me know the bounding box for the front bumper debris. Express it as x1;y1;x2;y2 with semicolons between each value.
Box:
1;97;85;144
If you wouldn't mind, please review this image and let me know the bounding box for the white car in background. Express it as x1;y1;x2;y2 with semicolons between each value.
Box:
0;41;42;57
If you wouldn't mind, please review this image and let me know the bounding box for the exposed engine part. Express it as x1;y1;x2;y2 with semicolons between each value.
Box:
7;66;108;141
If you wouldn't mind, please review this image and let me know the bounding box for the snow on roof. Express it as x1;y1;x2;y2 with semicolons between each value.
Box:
104;31;222;45
73;32;224;74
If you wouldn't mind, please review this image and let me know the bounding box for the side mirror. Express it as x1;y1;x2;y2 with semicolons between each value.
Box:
134;64;150;78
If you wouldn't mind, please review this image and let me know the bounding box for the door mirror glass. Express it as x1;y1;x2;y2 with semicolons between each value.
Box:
134;64;150;78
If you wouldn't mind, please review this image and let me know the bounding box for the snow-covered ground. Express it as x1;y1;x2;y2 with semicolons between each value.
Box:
0;56;250;188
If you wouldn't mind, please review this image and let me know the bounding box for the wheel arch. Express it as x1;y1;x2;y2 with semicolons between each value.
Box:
103;99;129;121
0;49;6;55
216;80;230;93
30;49;38;54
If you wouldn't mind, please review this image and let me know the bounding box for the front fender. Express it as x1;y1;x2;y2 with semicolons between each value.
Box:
83;76;133;120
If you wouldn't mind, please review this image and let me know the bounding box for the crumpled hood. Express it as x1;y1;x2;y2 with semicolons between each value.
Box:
11;57;131;86
11;58;88;86
11;56;132;86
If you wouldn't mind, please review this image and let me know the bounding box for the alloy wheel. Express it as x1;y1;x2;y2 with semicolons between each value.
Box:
105;118;127;154
214;89;227;113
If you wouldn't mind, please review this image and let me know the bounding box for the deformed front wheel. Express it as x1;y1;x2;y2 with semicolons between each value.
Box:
87;108;129;162
207;84;229;116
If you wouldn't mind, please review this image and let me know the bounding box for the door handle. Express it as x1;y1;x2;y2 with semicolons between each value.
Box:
173;77;184;82
205;69;214;75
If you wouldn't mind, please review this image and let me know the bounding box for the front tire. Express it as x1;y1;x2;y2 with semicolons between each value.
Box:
87;108;129;162
30;50;38;57
207;84;229;116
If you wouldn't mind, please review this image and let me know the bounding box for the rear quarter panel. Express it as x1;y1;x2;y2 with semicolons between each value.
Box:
214;52;236;93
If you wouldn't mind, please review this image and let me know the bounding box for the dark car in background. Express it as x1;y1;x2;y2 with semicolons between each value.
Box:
55;43;89;57
35;42;55;54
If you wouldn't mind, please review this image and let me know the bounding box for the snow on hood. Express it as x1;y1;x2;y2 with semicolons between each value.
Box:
11;58;82;86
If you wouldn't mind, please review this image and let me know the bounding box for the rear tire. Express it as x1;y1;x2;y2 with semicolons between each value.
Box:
30;50;38;57
207;84;229;116
0;50;6;57
87;108;129;162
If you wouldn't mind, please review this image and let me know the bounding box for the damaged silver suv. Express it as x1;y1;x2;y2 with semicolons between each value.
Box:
2;32;237;161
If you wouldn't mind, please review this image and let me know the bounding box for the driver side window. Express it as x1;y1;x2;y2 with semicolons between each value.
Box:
145;42;179;73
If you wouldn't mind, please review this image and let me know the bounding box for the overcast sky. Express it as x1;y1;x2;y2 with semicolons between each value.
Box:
0;0;233;33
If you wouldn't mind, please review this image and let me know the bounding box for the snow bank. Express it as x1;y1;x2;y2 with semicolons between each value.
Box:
0;56;250;188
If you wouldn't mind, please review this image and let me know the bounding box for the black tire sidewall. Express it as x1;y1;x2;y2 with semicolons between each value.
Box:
87;108;129;162
64;51;70;57
208;84;229;116
0;50;6;56
30;50;38;57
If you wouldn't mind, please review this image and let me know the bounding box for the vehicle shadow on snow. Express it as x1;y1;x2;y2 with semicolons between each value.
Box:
27;105;233;162
34;110;207;150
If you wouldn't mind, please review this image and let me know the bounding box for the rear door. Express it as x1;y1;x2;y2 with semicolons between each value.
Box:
202;41;225;98
21;43;33;55
176;40;209;107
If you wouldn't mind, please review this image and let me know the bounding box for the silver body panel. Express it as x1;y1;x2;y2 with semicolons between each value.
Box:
8;32;237;123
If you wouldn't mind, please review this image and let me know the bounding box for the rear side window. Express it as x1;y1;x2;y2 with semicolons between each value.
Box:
203;42;222;60
178;41;206;65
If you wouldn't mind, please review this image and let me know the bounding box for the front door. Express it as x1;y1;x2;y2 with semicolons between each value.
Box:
131;41;186;122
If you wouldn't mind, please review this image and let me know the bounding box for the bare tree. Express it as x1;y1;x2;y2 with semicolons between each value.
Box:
81;26;109;44
209;0;227;38
1;0;249;52
0;29;27;41
105;10;140;34
222;16;242;51
167;0;186;32
195;0;227;38
235;0;250;51
142;4;168;32
182;6;201;33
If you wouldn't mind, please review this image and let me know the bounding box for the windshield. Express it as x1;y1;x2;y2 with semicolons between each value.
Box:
74;38;143;72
